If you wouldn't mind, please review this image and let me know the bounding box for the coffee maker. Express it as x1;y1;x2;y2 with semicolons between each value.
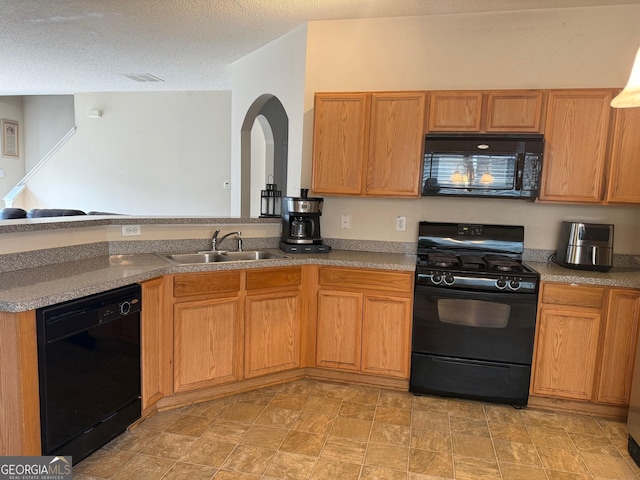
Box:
280;189;331;253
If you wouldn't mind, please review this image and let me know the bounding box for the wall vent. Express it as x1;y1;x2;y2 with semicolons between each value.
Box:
121;73;165;83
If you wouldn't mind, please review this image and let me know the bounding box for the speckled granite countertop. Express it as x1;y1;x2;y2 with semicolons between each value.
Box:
3;251;640;313
0;250;417;312
527;261;640;289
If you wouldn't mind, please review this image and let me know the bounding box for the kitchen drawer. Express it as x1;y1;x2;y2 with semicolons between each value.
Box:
318;266;413;293
246;267;302;291
173;271;241;298
540;283;605;309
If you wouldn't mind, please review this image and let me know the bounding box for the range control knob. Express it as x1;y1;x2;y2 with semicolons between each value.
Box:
509;279;521;291
119;301;131;315
443;274;455;286
496;278;507;289
431;274;442;285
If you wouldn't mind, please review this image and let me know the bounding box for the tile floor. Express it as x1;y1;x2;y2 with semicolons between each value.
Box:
73;379;640;480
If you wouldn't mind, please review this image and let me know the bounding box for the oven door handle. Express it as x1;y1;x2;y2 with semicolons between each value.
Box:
414;283;538;305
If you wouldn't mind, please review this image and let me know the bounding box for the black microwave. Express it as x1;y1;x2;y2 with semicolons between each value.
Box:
422;134;544;201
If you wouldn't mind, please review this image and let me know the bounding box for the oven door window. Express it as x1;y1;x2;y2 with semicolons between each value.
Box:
438;298;510;328
413;285;537;365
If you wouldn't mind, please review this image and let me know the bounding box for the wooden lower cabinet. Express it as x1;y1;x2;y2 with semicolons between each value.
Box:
531;282;640;407
0;310;40;455
532;304;602;401
316;290;362;371
173;296;242;393
361;294;412;378
315;267;413;379
171;271;243;393
244;267;303;378
170;267;304;393
140;277;172;414
244;291;301;378
597;289;640;404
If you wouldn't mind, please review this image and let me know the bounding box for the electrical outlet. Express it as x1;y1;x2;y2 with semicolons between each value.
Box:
340;214;351;229
396;216;406;232
121;225;141;237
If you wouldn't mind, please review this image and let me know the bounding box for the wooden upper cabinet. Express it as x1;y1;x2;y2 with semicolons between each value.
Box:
367;92;427;196
428;91;483;131
312;92;426;197
485;90;545;132
312;93;369;195
428;90;544;133
539;89;614;203
606;106;640;204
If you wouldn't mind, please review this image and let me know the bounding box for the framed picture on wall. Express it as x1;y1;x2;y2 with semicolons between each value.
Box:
2;119;19;158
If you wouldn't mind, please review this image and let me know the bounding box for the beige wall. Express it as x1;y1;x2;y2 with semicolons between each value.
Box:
303;5;640;253
0;97;25;201
231;24;308;215
23;91;233;216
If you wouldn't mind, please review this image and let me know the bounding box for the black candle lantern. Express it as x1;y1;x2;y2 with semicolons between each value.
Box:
259;182;282;218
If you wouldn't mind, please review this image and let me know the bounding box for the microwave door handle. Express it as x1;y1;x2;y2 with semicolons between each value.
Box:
592;246;598;265
515;153;524;190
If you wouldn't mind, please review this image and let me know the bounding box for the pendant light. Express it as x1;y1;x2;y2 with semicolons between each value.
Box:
611;46;640;108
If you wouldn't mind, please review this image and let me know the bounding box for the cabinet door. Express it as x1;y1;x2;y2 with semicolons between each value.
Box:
173;297;241;393
532;306;601;400
361;294;412;378
606;107;640;204
427;91;483;131
312;93;369;195
141;277;172;413
596;289;640;405
367;92;426;196
316;290;362;371
485;90;545;132
245;291;301;378
539;89;613;203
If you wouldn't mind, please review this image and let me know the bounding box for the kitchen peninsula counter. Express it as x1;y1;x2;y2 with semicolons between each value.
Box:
0;250;417;312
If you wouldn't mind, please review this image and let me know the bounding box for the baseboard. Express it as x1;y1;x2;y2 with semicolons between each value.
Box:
151;370;625;422
153;368;408;412
528;394;628;421
304;367;409;391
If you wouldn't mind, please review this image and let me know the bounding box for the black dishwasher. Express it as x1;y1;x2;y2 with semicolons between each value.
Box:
36;284;141;465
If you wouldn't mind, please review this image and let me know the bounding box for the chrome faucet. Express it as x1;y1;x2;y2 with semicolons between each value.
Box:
211;229;243;251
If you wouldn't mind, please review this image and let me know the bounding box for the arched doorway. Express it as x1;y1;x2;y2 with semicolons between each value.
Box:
240;95;288;217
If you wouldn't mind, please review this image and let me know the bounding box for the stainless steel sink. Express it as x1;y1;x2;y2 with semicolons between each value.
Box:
222;251;288;261
165;252;228;264
164;250;290;264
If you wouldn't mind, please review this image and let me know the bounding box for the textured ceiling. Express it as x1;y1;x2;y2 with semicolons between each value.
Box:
1;0;638;94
